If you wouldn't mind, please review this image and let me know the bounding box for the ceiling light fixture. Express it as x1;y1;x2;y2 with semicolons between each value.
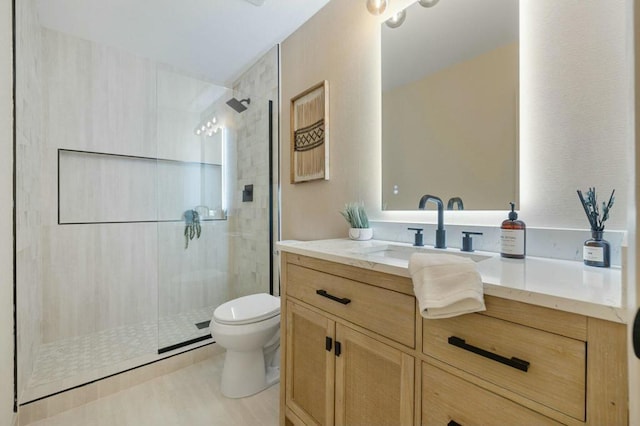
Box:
418;0;439;7
366;0;388;15
385;9;406;28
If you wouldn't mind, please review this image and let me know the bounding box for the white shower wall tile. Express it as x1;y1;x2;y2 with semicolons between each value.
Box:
16;0;44;402
227;46;278;299
370;220;625;266
42;223;160;343
42;28;158;158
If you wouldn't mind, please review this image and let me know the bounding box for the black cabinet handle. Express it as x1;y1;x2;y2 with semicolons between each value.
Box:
316;289;351;305
634;308;640;359
326;336;333;352
335;341;342;357
448;336;530;372
448;421;461;426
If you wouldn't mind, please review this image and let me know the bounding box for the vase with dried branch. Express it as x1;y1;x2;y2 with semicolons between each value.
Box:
577;187;615;267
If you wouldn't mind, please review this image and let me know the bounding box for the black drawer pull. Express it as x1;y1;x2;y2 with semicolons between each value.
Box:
326;336;333;352
448;421;461;426
316;289;351;305
447;336;530;372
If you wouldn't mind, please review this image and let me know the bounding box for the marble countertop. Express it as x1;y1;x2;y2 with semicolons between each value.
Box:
277;239;626;324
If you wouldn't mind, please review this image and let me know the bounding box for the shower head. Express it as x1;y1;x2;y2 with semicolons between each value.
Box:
226;97;251;113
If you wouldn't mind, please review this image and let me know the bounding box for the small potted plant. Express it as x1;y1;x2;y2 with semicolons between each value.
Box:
183;209;202;249
577;187;615;267
340;202;373;241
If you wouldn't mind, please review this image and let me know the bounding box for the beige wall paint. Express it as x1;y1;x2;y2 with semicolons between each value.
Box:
382;43;518;211
281;0;631;239
0;0;15;423
281;0;381;240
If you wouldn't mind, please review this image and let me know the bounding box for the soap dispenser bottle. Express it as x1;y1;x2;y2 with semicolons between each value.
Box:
501;202;526;259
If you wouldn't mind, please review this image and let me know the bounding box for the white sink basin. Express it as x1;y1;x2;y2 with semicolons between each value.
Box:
355;243;491;263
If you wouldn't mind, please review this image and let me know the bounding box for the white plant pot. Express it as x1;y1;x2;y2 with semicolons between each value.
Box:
349;227;373;241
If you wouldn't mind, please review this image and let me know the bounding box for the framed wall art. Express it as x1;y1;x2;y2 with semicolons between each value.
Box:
290;80;329;183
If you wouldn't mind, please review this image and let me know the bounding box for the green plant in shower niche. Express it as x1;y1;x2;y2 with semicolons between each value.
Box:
340;202;370;228
183;209;202;249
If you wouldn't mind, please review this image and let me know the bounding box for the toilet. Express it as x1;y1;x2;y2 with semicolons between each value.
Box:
210;293;281;398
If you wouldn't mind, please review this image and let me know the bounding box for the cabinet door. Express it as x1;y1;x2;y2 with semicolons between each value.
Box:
286;301;335;426
334;324;414;426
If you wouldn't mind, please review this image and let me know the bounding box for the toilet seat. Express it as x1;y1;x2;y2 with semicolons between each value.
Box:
213;293;280;325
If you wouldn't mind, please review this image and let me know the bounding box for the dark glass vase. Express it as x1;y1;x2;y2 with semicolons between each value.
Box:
583;230;610;268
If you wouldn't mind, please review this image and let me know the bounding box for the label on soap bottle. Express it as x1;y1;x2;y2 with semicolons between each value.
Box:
501;229;525;255
583;246;604;262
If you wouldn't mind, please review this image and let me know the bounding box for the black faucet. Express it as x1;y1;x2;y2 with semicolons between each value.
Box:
447;197;464;210
418;194;446;249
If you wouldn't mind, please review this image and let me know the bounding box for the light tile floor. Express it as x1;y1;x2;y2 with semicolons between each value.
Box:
28;351;279;426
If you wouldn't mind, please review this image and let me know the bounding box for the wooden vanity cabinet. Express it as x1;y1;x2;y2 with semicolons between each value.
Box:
281;253;415;426
280;252;628;426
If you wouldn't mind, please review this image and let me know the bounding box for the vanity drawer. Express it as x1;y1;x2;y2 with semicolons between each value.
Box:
423;313;586;420
422;362;562;425
286;263;415;347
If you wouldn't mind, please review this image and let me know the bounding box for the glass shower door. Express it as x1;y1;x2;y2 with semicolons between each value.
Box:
155;66;275;352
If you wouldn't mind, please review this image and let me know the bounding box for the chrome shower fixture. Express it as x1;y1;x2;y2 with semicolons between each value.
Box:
226;97;251;113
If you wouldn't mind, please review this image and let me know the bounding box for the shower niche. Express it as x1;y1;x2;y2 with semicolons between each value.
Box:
58;149;224;224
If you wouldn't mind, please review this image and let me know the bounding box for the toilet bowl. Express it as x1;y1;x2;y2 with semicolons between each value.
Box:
210;293;281;398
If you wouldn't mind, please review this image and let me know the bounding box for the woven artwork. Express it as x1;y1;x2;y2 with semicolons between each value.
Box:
290;81;329;183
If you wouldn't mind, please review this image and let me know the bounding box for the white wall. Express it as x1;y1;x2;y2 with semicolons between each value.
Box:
520;0;630;230
0;0;15;423
281;0;631;239
15;0;42;405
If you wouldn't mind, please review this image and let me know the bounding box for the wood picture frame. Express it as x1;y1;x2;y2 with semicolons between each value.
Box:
290;80;329;183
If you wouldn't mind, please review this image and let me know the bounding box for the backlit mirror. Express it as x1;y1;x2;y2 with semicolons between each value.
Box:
381;0;519;211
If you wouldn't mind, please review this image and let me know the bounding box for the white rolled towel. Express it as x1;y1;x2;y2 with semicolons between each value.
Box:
408;253;486;319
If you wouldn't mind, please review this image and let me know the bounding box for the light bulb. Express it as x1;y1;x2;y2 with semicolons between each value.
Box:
212;117;217;124
385;9;406;28
207;121;212;128
201;125;206;131
195;129;201;135
418;0;439;7
366;0;387;15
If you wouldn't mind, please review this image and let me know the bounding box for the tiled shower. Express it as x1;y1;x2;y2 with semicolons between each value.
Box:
16;0;278;405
